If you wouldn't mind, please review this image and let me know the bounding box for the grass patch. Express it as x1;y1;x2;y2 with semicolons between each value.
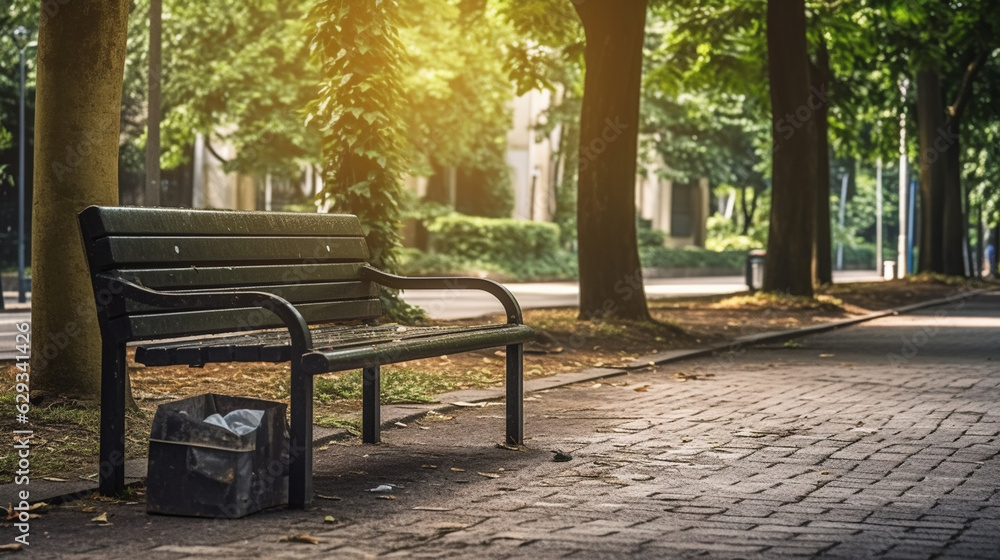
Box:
315;367;462;405
0;386;151;480
315;415;362;436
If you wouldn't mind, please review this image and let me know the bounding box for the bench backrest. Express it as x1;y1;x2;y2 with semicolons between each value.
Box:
78;206;382;342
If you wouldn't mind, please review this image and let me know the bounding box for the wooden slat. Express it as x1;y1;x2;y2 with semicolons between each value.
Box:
134;324;535;368
113;263;366;290
108;281;377;317
79;206;363;238
124;299;382;340
301;324;535;374
92;236;369;269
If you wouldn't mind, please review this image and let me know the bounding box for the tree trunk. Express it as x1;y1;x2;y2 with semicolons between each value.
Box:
31;1;130;397
916;68;946;273
811;40;833;285
572;0;651;321
763;0;817;296
940;115;964;276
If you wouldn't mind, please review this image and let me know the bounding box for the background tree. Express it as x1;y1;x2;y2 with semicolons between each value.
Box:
763;0;818;295
31;0;130;397
572;0;651;321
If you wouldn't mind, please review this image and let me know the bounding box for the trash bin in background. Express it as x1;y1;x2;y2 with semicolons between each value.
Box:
745;250;766;293
146;394;289;518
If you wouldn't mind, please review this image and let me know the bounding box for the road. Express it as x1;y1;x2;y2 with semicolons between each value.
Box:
399;270;882;320
0;271;881;360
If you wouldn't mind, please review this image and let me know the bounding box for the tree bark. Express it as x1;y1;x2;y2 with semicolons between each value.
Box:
916;68;946;273
572;0;651;321
31;1;130;397
811;40;833;285
763;0;817;296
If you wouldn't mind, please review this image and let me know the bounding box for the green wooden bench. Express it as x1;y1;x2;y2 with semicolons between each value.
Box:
78;206;535;508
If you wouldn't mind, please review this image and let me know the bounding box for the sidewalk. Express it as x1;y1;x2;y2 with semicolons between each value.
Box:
5;290;1000;558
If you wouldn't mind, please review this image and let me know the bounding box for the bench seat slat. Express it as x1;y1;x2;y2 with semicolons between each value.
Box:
92;236;369;269
124;299;382;340
134;324;534;369
113;263;366;290
301;324;535;374
80;206;364;238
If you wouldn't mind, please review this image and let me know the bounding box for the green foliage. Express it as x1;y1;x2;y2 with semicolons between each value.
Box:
120;0;321;177
428;215;560;263
308;0;420;322
316;368;451;404
411;214;577;280
400;0;514;217
639;246;746;270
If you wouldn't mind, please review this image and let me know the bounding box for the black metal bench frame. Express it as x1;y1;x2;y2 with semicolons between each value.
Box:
78;206;534;508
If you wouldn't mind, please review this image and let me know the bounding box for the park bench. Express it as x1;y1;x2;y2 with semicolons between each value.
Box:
78;206;535;508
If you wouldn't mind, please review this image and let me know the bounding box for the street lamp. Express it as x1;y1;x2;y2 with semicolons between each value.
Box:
12;26;35;303
897;77;909;279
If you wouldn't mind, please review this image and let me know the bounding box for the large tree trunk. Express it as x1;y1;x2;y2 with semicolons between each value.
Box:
31;1;130;397
811;40;833;285
572;0;651;321
916;68;946;273
763;0;817;296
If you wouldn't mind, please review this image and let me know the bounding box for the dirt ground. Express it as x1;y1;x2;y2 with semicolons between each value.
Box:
1;275;988;480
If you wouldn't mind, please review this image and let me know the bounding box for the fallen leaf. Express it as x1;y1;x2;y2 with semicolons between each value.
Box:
421;464;437;469
495;442;524;452
783;340;804;349
376;495;397;500
80;506;97;513
450;467;466;472
820;471;830;475
91;512;110;524
0;544;22;552
633;385;649;392
323;515;336;524
590;383;603;388
477;472;501;479
279;535;321;544
394;422;408;428
856;421;864;427
27;502;48;512
819;353;834;358
317;445;330;452
43;477;69;482
434;523;467;533
315;494;341;501
419;426;430;430
681;437;693;443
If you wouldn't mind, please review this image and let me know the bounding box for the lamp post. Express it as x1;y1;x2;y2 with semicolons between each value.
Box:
12;27;34;303
897;78;909;279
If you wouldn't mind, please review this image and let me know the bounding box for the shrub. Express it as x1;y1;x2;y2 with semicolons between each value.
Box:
640;246;746;270
427;215;562;263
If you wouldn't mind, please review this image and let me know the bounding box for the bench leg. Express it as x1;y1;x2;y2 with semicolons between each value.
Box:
99;340;127;497
506;343;524;445
363;366;381;444
288;366;313;509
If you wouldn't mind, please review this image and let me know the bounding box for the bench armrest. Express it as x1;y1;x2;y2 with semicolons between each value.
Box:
359;266;524;324
99;275;313;354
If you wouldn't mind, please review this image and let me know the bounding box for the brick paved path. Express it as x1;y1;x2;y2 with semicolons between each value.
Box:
12;293;1000;559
